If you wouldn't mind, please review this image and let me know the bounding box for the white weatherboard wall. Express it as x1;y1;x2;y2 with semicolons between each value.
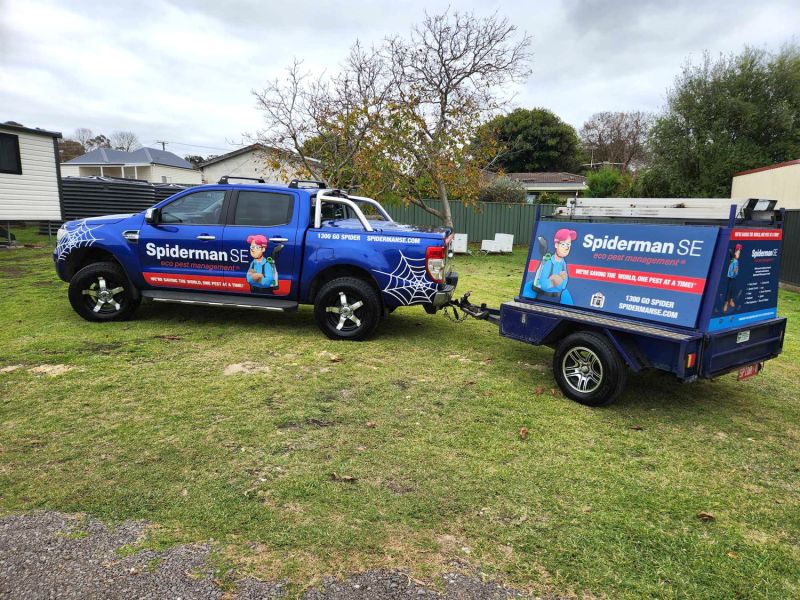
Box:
200;149;290;184
0;127;61;220
731;162;800;209
150;164;202;185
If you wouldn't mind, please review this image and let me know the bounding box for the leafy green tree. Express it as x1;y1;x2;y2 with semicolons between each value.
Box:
645;45;800;197
478;176;527;203
586;167;622;197
479;108;583;173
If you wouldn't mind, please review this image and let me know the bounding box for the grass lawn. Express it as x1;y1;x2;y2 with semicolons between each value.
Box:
1;228;799;598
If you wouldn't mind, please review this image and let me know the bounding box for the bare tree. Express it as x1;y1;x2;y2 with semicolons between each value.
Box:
253;42;395;188
111;130;141;152
73;128;94;149
377;10;532;226
252;9;531;227
580;111;653;172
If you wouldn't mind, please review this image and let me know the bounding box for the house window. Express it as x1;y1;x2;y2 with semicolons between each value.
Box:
0;133;23;175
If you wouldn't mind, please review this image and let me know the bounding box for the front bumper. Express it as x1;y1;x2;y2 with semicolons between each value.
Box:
431;271;458;307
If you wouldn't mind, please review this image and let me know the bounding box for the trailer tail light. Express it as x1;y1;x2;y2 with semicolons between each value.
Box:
686;353;697;369
426;245;446;283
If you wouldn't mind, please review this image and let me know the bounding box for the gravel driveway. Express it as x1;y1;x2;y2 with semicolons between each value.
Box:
0;512;535;599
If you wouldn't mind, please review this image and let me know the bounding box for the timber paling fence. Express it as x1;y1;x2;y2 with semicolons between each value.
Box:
385;201;800;288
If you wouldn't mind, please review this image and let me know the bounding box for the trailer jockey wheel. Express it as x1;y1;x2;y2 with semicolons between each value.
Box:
553;331;627;407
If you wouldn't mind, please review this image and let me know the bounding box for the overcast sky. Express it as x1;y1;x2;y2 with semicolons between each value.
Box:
1;0;798;157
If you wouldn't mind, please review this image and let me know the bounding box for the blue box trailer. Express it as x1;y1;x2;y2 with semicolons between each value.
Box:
452;199;787;406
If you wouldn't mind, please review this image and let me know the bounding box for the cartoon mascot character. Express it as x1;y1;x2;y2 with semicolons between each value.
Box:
523;228;577;305
246;234;280;294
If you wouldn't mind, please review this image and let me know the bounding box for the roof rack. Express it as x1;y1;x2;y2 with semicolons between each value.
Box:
217;175;266;184
289;179;327;189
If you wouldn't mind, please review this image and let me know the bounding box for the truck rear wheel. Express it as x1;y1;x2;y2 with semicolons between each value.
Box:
68;262;140;322
314;277;381;341
553;331;627;407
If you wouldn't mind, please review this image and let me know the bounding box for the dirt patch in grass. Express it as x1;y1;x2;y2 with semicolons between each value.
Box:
28;364;74;376
223;362;271;376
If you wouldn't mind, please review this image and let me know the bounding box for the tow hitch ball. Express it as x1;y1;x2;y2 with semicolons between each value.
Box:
444;291;491;322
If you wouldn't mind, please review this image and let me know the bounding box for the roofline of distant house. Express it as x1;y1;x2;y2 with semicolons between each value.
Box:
1;122;62;139
733;159;800;177
523;183;587;190
198;143;321;168
63;160;195;169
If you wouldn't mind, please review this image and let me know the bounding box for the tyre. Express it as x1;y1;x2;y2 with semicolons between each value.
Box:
313;277;382;340
68;262;140;322
553;331;627;407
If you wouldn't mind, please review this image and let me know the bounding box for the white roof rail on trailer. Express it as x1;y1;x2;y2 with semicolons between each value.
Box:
554;197;774;220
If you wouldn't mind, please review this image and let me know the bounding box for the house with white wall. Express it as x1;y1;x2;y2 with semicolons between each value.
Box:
0;121;63;221
61;147;202;185
198;144;319;184
731;160;800;209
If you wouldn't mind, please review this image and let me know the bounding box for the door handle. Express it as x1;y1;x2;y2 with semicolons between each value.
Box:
269;237;288;243
196;234;216;241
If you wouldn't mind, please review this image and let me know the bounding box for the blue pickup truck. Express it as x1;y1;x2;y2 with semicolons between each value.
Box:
54;178;457;340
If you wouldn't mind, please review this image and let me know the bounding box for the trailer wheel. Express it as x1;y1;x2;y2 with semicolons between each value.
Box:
553;332;627;407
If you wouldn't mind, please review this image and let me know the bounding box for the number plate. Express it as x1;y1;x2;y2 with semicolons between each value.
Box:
737;363;761;381
736;330;750;344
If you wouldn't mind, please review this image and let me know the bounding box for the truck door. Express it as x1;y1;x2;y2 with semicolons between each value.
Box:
138;189;228;292
222;189;300;299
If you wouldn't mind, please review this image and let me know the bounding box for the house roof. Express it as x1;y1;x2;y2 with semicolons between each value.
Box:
1;121;62;138
504;172;587;184
198;143;320;168
733;159;800;177
65;147;194;169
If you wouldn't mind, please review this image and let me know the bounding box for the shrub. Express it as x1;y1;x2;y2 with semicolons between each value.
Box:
478;176;527;203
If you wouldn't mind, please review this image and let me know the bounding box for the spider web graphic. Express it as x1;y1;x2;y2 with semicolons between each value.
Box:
373;252;437;305
56;220;102;261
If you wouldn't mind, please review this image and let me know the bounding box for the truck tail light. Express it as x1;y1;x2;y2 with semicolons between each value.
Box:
686;353;697;369
426;245;446;283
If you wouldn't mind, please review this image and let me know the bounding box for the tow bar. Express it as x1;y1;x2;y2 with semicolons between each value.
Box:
443;292;501;325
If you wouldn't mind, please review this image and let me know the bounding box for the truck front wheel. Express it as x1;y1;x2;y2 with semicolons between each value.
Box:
68;262;140;322
553;331;627;407
314;277;381;341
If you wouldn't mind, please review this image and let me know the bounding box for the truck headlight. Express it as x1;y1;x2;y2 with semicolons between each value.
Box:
57;226;67;243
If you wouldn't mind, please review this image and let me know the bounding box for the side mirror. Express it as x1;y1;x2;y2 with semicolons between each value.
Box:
145;207;159;225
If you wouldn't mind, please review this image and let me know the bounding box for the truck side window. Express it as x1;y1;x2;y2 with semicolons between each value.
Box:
160;190;225;224
234;191;294;227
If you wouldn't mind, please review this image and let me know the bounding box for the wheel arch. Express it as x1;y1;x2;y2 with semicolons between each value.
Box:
63;248;140;300
307;264;382;305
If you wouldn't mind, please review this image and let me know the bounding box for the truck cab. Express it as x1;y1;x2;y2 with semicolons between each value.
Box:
54;178;457;340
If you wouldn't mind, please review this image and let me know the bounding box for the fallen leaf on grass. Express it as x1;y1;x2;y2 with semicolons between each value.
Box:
631;425;644;431
697;511;716;522
317;351;341;362
534;386;545;395
366;421;376;428
482;357;492;365
727;551;738;559
519;427;529;440
180;489;188;497
330;472;357;483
